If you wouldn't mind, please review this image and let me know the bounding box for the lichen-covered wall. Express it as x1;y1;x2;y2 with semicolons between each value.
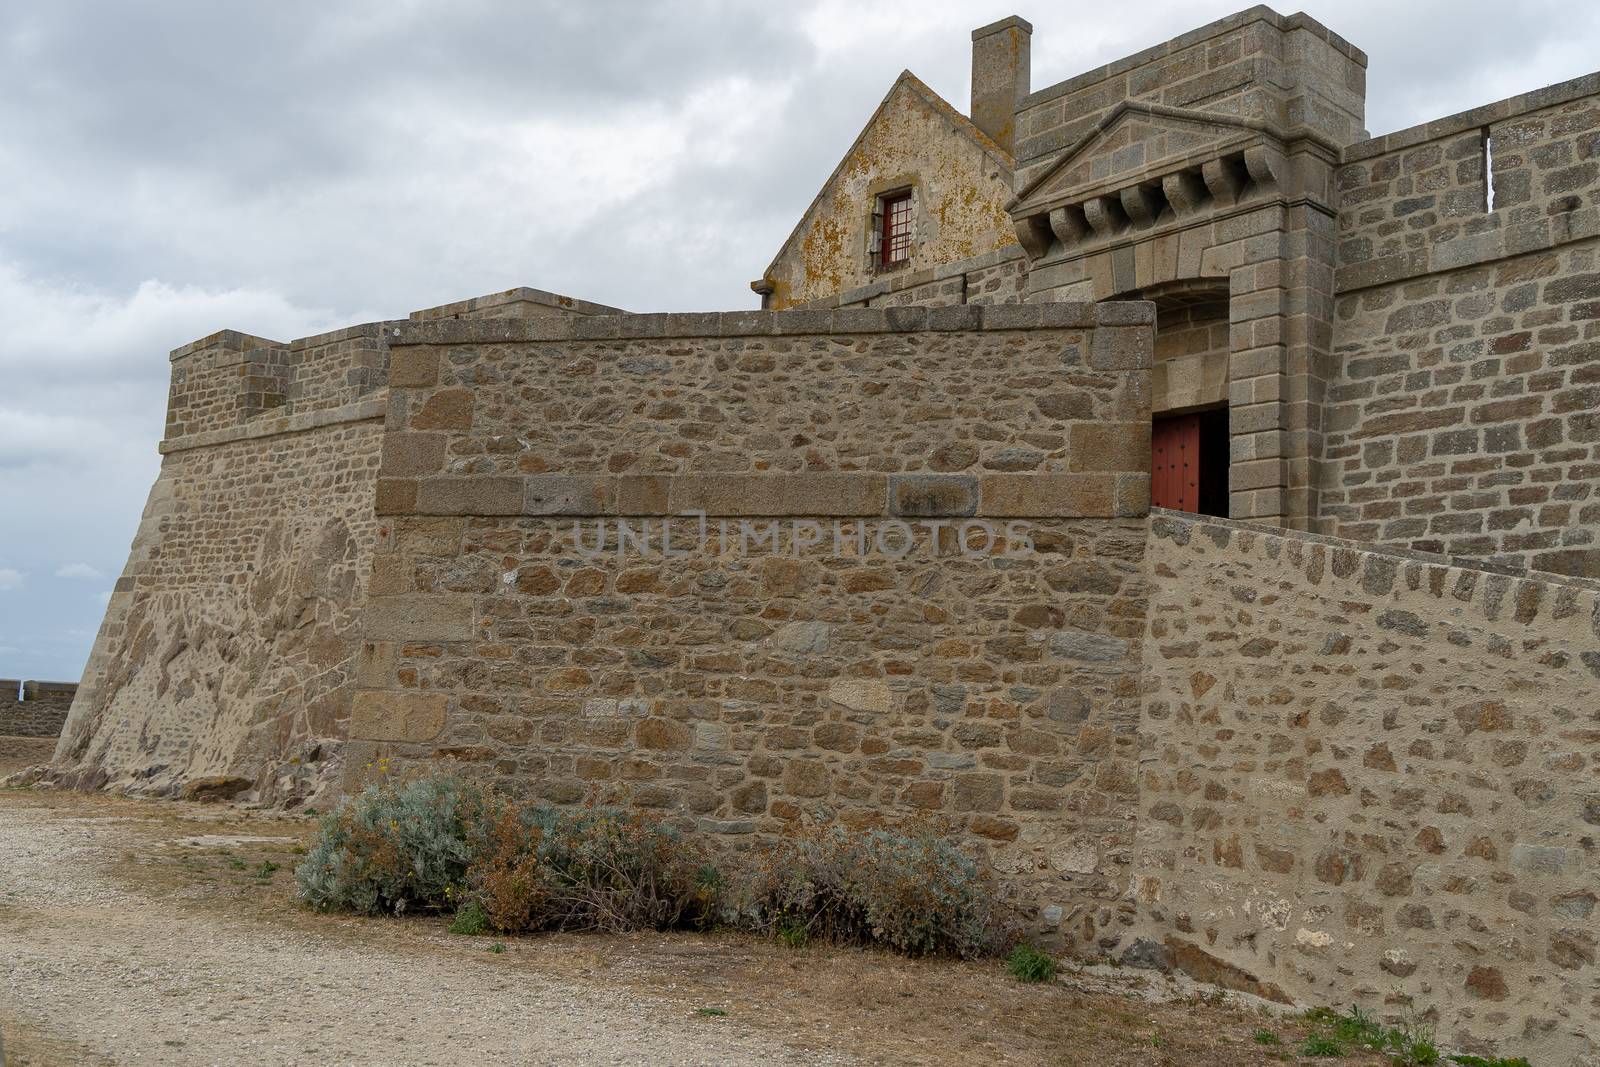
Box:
762;74;1018;310
1136;510;1600;1065
1324;76;1600;579
350;303;1157;946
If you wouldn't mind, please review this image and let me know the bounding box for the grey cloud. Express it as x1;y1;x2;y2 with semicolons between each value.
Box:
0;0;1594;681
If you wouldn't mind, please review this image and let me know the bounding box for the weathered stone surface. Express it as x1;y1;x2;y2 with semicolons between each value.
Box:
827;679;894;713
178;775;255;802
349;691;447;744
363;595;475;642
1137;511;1600;1064
49;345;388;806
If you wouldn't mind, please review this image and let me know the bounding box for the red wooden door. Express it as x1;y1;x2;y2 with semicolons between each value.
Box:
1152;414;1201;512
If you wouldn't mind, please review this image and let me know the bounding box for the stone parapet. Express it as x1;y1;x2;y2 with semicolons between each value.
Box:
409;286;627;321
384;301;1148;346
1335;73;1600;294
159;396;388;454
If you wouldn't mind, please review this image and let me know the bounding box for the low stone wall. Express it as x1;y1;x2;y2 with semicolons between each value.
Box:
1135;509;1600;1065
0;680;76;738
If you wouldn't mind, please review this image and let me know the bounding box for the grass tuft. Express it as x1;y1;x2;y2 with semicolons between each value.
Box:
1006;944;1057;984
1300;1033;1344;1057
448;901;490;936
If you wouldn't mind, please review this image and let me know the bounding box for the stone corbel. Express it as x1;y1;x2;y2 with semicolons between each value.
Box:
1082;195;1126;239
1202;157;1244;207
1048;205;1089;248
1243;145;1286;193
1119;184;1163;227
1013;214;1053;259
1161;170;1208;216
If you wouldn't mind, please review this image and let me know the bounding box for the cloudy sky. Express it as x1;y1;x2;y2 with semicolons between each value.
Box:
2;0;1596;682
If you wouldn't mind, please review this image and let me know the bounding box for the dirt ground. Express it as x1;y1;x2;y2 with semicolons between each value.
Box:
0;784;1388;1066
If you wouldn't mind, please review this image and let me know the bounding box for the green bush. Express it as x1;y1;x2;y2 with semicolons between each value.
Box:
294;775;490;915
1006;944;1057;983
449;900;490;935
1252;1029;1282;1046
740;824;998;959
1451;1057;1531;1067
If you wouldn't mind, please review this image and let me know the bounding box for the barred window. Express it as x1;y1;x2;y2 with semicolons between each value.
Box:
879;190;913;266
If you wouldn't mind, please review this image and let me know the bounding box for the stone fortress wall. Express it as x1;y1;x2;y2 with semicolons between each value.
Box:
50;290;619;803
50;324;393;803
0;680;77;738
347;303;1157;939
36;7;1600;1063
1323;74;1600;577
1135;511;1600;1064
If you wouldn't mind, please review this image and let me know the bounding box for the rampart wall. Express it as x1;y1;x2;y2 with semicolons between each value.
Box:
346;303;1158;943
0;680;76;738
47;291;627;804
1324;73;1600;579
1135;509;1600;1064
50;325;394;803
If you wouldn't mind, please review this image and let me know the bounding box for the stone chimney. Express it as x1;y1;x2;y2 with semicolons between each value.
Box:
970;15;1032;155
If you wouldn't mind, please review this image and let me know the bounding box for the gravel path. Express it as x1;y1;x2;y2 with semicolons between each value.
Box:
0;799;847;1066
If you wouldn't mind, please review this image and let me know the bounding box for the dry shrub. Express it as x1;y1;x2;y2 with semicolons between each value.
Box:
465;803;720;933
296;774;1000;959
471;805;548;932
740;823;999;959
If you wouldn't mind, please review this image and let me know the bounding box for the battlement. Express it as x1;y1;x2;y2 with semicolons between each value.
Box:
163;287;625;444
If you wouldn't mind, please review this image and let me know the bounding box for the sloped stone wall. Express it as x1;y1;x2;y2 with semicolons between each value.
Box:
50;418;385;804
1136;509;1600;1065
48;325;395;804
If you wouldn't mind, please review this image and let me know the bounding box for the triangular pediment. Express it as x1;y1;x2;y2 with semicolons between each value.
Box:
1012;102;1268;213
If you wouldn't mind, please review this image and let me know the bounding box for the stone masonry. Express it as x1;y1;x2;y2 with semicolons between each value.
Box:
39;8;1600;1064
348;303;1156;943
1323;76;1600;577
1137;510;1600;1065
763;7;1600;579
0;681;76;739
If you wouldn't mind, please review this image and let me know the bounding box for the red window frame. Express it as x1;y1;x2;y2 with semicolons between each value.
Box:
879;191;913;266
